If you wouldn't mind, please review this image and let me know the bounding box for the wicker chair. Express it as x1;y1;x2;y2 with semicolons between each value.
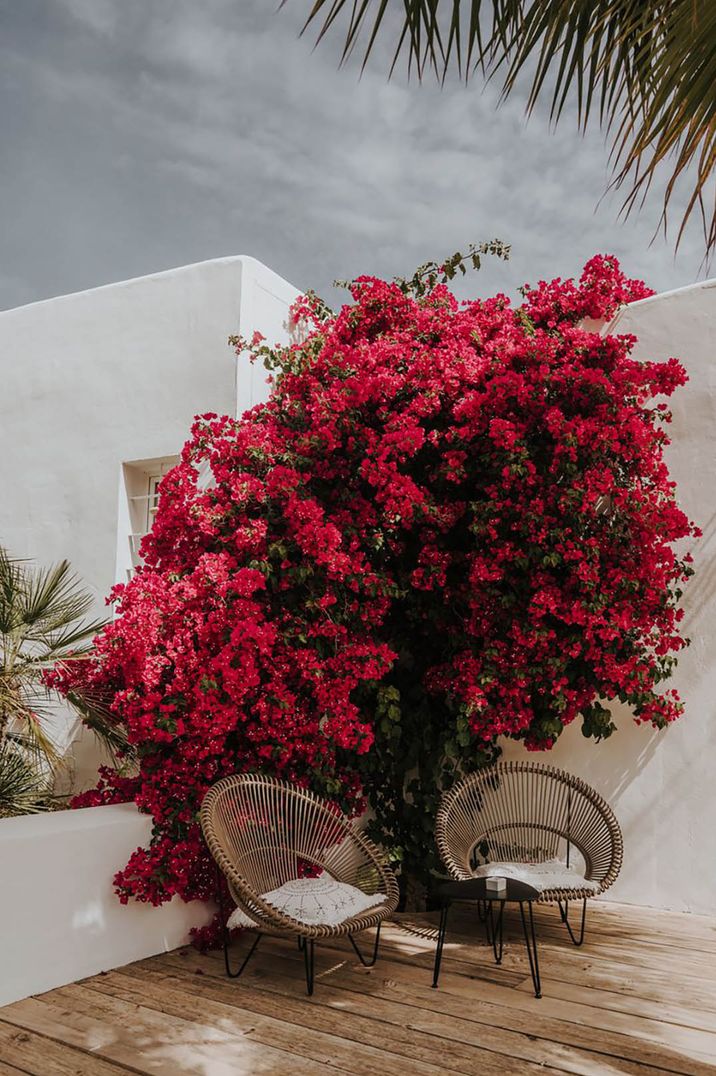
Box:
200;773;399;994
436;761;623;945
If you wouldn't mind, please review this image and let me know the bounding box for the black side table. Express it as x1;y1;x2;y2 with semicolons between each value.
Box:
432;876;542;998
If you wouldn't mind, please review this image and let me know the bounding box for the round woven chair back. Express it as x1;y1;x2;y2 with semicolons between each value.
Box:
436;761;622;891
201;773;379;896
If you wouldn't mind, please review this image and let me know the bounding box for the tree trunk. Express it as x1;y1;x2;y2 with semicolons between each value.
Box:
402;869;428;912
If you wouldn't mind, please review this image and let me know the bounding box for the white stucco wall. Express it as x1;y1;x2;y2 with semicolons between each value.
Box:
501;279;716;915
0;256;298;786
0;804;212;1007
2;261;714;917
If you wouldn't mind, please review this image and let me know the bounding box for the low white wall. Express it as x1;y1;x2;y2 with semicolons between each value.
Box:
0;804;212;1007
501;279;716;915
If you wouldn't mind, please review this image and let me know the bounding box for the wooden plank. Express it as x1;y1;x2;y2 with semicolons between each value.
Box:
345;937;716;1068
531;930;716;977
353;920;716;1014
392;911;716;984
0;1062;27;1076
143;947;696;1076
513;976;716;1035
0;1022;127;1076
2;898;715;1076
242;944;716;1074
270;915;716;1012
403;901;716;957
514;913;716;961
85;968;507;1076
586;903;716;943
234;936;716;1071
406;959;716;1061
277;924;716;1028
0;993;327;1076
529;901;716;942
119;958;612;1076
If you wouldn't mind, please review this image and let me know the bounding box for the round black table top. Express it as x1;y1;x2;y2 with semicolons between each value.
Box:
438;876;540;902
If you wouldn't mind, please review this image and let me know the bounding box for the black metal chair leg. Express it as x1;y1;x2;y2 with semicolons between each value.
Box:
224;929;262;978
487;900;504;964
519;901;542;999
303;938;315;995
558;897;587;946
348;922;382;967
216;861;263;978
432;901;450;988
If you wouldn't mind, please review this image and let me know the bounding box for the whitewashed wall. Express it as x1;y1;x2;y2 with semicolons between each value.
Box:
0;256;297;787
2;263;714;921
501;279;716;915
0;804;212;1007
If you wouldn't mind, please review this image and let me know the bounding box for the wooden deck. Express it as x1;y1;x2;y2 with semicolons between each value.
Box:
2;900;716;1075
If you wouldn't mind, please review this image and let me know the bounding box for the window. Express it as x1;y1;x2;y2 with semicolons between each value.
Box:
116;456;178;584
137;470;167;533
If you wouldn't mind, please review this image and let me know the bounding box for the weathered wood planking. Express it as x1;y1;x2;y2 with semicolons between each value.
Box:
1;899;715;1075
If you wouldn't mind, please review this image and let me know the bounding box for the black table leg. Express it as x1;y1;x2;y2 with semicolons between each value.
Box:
303;937;315;995
432;900;450;988
519;901;542;998
485;900;505;964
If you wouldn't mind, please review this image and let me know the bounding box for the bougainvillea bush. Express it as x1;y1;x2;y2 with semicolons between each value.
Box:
50;250;697;932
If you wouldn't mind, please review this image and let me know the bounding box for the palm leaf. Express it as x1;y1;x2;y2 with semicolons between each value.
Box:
288;0;716;258
62;680;134;762
20;559;97;638
0;549;24;636
0;546;109;800
0;744;51;816
5;718;61;769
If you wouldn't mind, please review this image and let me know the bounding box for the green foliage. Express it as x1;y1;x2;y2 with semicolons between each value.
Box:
0;547;108;816
356;668;499;887
581;701;618;742
336;240;511;299
0;743;51;816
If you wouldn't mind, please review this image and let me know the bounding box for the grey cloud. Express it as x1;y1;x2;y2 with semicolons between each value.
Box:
0;0;707;315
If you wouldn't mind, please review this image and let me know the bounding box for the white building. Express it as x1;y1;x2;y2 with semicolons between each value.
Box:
0;256;298;785
0;261;714;968
503;278;716;915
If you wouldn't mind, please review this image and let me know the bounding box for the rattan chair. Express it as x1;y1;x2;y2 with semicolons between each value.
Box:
200;773;399;994
436;761;623;945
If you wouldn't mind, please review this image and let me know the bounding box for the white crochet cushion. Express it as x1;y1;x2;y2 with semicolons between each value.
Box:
227;875;386;930
472;858;600;893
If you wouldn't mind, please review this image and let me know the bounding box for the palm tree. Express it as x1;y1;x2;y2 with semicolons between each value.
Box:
287;1;716;259
0;548;111;816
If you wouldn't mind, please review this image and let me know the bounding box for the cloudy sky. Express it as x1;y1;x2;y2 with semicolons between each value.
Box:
0;0;709;313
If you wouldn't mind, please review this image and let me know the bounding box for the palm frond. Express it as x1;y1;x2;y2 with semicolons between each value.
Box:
4;717;61;769
21;618;107;656
20;558;99;638
0;744;51;817
0;548;25;636
63;682;134;762
289;0;716;259
0;545;108;801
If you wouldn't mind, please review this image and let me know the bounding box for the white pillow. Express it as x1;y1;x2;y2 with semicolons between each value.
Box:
472;858;600;893
227;875;387;930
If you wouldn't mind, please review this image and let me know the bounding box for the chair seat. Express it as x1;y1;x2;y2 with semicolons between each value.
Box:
227;875;387;930
472;858;601;894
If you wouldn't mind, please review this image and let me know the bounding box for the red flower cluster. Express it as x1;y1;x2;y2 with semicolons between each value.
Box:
51;253;696;924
